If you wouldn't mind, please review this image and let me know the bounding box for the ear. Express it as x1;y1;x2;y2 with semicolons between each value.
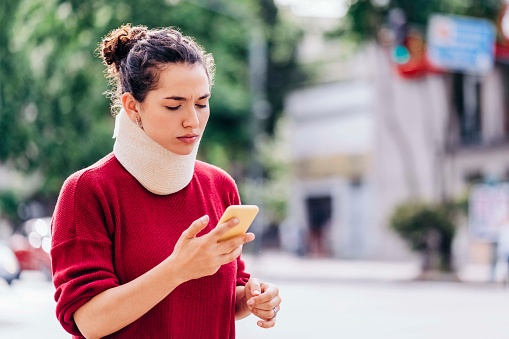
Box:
121;93;141;123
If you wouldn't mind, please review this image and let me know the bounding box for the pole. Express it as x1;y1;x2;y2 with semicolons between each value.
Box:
247;26;268;254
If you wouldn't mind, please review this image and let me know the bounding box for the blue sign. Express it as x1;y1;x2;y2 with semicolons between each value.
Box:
427;14;495;74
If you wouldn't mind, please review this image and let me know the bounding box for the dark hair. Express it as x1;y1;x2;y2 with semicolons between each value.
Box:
99;24;215;115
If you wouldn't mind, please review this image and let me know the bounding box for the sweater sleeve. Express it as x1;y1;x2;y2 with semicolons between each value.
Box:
51;171;119;337
236;255;250;286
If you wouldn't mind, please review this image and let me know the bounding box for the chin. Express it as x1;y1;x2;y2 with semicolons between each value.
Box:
165;145;196;156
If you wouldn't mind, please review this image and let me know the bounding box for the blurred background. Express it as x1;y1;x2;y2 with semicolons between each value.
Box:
1;0;509;338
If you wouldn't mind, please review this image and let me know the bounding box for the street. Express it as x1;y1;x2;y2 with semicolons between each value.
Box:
0;272;67;339
0;257;508;339
236;280;508;339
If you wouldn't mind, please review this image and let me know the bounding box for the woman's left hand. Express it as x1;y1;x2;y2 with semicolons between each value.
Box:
244;278;281;328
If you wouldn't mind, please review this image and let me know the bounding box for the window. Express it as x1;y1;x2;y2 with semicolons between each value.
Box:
453;73;482;145
464;170;484;185
305;196;332;256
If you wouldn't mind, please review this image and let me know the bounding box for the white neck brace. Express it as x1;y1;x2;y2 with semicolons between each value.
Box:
112;109;199;195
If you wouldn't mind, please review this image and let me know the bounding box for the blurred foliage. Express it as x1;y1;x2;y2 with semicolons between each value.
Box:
0;0;305;219
390;201;460;272
239;116;290;225
0;191;21;226
338;0;501;42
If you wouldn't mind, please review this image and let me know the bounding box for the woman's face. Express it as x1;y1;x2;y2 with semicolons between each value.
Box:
128;63;211;155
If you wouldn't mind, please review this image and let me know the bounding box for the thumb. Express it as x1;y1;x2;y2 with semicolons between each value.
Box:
183;215;209;239
249;278;261;297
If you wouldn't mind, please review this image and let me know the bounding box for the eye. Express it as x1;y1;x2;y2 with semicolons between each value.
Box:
196;104;208;109
165;106;180;111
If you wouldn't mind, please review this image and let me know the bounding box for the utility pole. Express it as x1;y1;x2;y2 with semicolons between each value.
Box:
247;25;269;254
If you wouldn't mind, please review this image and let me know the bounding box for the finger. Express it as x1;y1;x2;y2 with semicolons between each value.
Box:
248;278;261;297
217;233;255;253
248;294;282;316
182;215;209;239
251;305;280;322
212;217;239;238
218;245;243;264
257;318;277;328
248;282;278;305
257;306;280;328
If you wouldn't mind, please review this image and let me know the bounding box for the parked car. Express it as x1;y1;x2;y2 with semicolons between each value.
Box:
0;241;20;285
9;217;52;280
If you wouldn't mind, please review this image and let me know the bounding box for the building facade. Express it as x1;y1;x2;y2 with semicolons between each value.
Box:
284;31;509;263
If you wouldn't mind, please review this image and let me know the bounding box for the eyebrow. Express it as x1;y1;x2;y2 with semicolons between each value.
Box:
163;94;210;101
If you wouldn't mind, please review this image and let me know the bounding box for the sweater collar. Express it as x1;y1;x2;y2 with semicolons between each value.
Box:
112;109;198;195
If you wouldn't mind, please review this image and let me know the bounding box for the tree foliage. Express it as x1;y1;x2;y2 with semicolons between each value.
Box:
390;202;457;272
0;0;304;218
342;0;501;42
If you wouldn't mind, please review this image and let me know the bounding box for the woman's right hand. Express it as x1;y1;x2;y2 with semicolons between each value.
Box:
168;215;255;282
72;214;253;339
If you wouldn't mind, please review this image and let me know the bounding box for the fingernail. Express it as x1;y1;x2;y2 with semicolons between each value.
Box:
200;215;209;223
253;289;260;295
257;321;263;327
232;218;239;224
247;299;254;306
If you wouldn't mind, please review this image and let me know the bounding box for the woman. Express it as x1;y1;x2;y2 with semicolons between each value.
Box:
51;24;281;339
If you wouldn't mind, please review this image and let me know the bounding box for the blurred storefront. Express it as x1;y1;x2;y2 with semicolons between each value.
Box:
285;81;375;259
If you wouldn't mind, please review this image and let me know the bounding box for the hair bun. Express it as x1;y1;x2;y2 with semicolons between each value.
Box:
101;24;147;70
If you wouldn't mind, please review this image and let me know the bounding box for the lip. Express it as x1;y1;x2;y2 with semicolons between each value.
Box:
177;134;199;144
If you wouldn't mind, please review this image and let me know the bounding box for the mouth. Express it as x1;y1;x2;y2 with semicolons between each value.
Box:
177;134;199;144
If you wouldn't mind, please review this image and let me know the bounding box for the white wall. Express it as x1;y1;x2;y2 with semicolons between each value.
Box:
369;46;450;260
286;82;374;159
285;75;381;259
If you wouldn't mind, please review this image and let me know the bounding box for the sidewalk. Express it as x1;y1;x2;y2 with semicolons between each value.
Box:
242;250;495;284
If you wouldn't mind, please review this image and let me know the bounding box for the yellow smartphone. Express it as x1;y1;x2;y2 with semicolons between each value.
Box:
217;205;259;242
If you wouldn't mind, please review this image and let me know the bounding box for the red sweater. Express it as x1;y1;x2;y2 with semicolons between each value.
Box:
51;153;250;338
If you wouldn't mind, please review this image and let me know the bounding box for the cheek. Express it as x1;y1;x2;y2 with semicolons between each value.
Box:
143;112;177;137
200;111;210;127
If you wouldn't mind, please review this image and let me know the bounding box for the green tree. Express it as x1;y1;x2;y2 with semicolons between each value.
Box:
341;0;500;42
0;0;304;222
390;202;458;277
0;1;33;167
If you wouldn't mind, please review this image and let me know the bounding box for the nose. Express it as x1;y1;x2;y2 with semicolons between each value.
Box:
182;106;199;129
